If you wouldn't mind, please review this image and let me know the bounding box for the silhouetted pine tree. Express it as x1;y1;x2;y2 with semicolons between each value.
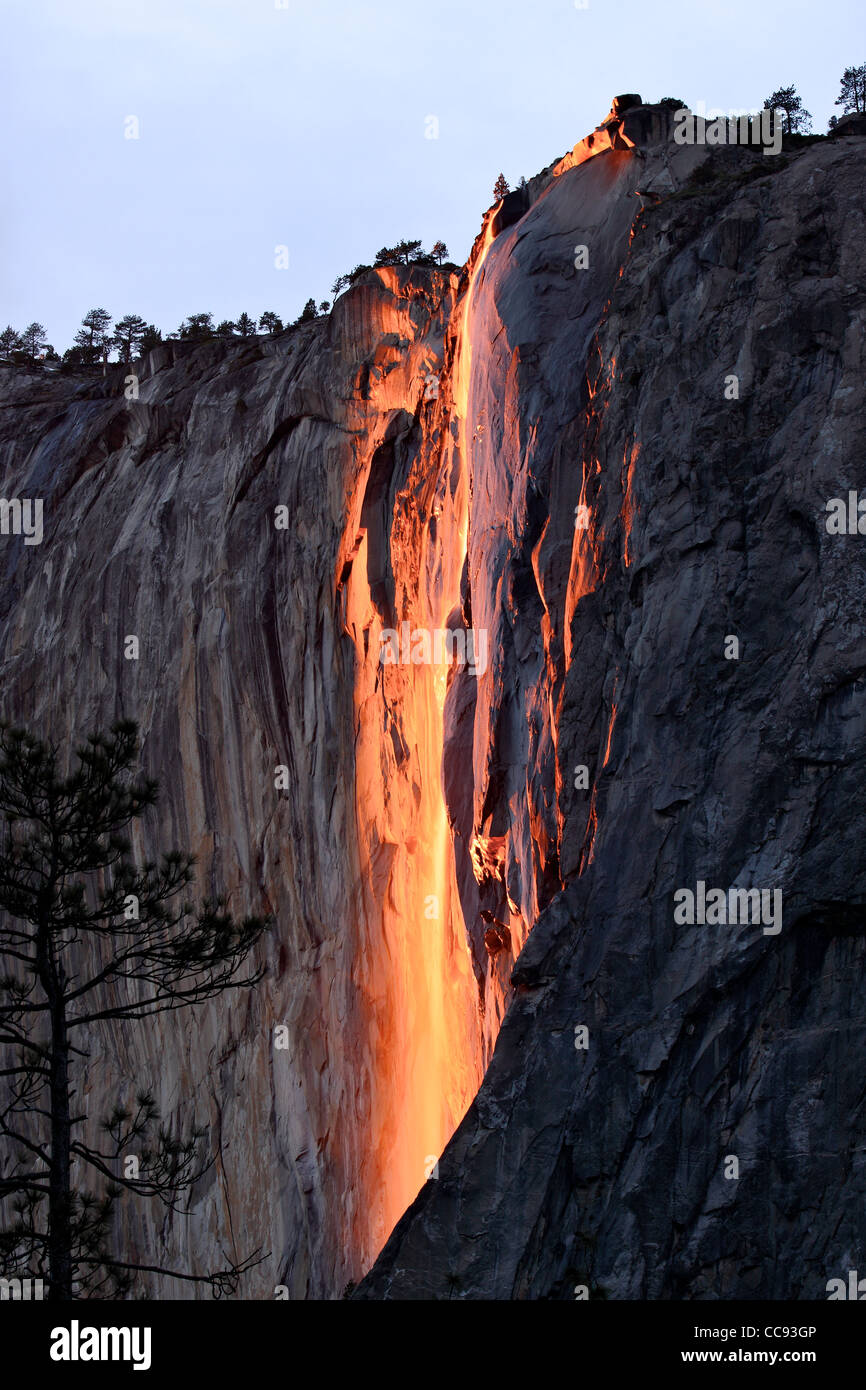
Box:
0;721;270;1299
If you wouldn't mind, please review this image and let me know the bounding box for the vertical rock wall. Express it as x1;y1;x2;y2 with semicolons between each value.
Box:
357;119;866;1299
3;101;864;1301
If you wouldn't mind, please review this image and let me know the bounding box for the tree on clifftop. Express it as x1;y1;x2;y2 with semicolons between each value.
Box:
374;240;424;267
0;721;270;1299
763;85;812;133
258;311;284;335
493;172;510;201
112;315;147;365
431;240;449;264
73;309;112;367
835;63;866;115
0;327;22;358
20;323;48;362
177;312;214;340
139;324;162;353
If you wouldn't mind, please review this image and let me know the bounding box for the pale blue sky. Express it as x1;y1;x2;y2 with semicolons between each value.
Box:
2;0;862;352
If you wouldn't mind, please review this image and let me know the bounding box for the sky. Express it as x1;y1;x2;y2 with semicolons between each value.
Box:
2;0;862;353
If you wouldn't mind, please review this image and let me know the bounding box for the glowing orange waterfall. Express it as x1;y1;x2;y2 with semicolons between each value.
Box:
343;223;499;1262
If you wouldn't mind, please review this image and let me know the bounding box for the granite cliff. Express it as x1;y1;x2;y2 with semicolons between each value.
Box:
1;98;864;1299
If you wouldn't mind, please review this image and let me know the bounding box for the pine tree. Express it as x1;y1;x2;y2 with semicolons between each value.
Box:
431;240;449;264
235;312;257;338
112;315;148;365
764;85;812;134
835;63;866;115
258;312;284;335
20;323;48;362
0;721;270;1299
374;240;423;268
493;173;510;201
139;324;163;353
177;313;214;340
0;327;22;358
73;309;112;367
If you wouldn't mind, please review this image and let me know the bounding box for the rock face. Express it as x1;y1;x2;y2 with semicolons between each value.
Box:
356;111;866;1299
2;100;865;1300
0;271;474;1297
